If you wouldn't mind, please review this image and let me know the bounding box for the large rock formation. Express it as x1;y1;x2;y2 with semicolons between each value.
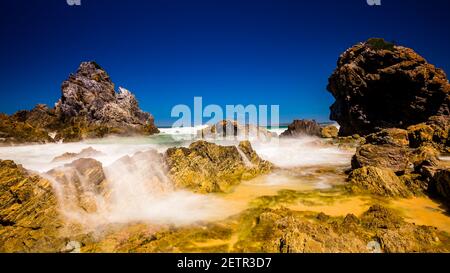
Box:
54;62;159;140
327;38;450;136
0;62;159;145
164;140;273;193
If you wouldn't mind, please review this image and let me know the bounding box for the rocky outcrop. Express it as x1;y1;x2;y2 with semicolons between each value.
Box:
164;140;273;193
0;160;66;252
236;205;448;253
0;113;55;145
198;120;276;140
407;116;449;152
280;120;322;138
351;144;412;174
0;62;159;145
54;62;159;140
327;38;450;136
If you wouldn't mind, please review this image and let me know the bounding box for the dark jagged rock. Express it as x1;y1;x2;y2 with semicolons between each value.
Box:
327;38;450;136
280;120;322;138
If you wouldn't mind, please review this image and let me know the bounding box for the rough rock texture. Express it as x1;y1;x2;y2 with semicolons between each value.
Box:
198;120;276;140
81;203;450;253
365;128;410;147
0;160;66;252
348;166;411;197
236;205;448;253
54;62;159;139
52;147;104;162
164;140;273;193
327;38;450;136
280;120;322;138
408;116;449;152
351;144;412;174
11;104;59;131
321;125;339;138
0;62;159;145
46;158;109;213
0;113;55;145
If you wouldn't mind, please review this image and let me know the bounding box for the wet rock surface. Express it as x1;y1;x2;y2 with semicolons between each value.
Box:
165;140;273;193
0;160;66;252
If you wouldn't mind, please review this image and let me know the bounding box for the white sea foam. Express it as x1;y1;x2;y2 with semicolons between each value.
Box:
0;126;352;227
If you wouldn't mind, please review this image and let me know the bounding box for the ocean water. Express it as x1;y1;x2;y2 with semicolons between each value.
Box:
0;125;353;228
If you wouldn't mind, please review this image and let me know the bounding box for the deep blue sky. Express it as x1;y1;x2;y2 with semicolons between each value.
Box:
1;0;450;126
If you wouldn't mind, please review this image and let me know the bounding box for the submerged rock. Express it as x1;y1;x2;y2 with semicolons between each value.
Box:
52;147;105;162
327;38;450;136
164;140;272;193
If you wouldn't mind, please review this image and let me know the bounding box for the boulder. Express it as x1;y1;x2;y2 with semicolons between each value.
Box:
280;120;322;138
351;144;412;174
164;140;272;193
327;38;450;136
348;166;411;197
198;120;276;140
